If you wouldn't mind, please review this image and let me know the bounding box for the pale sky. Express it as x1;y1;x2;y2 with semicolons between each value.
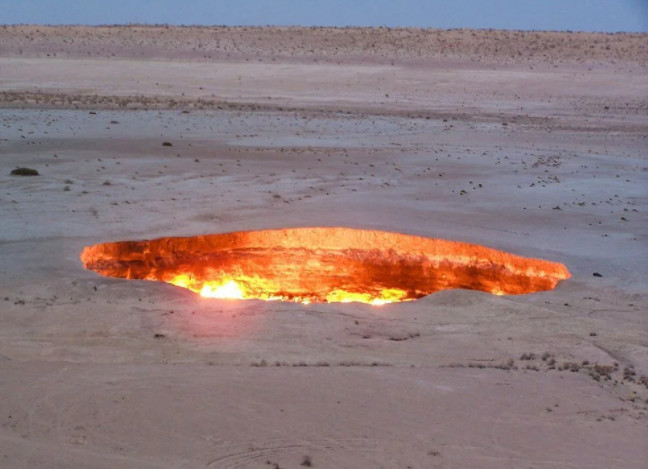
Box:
1;0;647;32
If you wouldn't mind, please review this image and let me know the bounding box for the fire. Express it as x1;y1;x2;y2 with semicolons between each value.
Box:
171;274;246;299
168;273;407;304
80;227;571;305
200;280;245;299
325;288;409;305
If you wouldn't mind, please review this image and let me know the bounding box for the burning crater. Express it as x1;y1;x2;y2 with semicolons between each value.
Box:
81;227;570;305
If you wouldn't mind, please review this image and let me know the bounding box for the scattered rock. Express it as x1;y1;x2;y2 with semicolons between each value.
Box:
10;167;39;176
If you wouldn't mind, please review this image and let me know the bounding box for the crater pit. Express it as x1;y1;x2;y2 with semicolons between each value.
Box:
81;227;570;305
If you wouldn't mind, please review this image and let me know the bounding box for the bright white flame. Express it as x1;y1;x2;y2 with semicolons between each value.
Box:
370;298;389;306
200;280;245;299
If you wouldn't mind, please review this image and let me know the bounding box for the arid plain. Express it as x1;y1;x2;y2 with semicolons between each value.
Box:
1;26;647;468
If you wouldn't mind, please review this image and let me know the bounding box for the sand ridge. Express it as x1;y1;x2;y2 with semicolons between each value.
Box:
2;25;647;65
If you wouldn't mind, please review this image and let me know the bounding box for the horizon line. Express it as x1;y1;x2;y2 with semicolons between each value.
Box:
2;23;645;35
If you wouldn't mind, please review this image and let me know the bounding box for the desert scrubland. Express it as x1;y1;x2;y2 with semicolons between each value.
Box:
0;26;647;468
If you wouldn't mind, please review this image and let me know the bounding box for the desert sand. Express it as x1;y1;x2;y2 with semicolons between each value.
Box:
0;26;647;468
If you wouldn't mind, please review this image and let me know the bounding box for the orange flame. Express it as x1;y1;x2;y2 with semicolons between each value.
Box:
80;227;570;305
166;273;409;305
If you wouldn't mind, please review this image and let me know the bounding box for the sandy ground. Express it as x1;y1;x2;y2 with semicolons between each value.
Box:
1;26;647;468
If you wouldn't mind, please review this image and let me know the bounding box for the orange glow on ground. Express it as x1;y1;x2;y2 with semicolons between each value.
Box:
80;227;570;305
